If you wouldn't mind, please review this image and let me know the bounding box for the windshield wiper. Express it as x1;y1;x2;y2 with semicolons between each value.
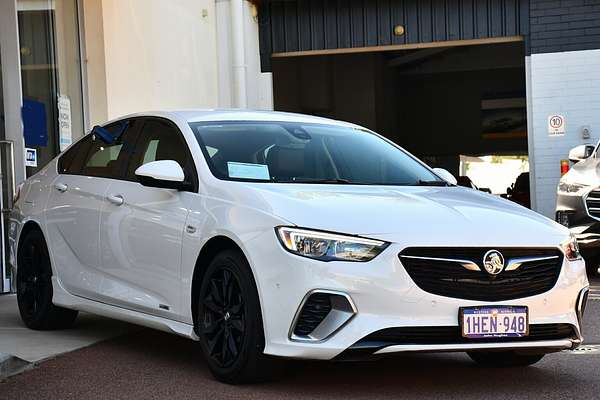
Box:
414;180;450;187
273;177;353;184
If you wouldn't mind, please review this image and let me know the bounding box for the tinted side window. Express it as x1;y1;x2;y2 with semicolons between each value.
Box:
58;120;137;179
57;136;93;174
79;121;137;179
80;141;124;178
128;119;197;190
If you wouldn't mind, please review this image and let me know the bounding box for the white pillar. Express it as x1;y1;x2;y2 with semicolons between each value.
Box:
230;0;247;108
0;0;25;293
0;0;26;186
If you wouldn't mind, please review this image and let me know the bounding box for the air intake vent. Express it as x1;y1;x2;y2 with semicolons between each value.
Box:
359;324;576;345
291;291;356;341
293;293;332;336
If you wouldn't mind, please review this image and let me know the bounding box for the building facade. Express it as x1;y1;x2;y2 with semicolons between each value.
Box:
1;0;600;292
0;0;273;293
257;0;600;218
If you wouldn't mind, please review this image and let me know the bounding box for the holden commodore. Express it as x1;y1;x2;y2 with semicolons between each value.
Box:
9;110;589;383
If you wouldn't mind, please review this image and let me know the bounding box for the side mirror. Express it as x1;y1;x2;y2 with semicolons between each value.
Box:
135;160;189;190
568;144;595;163
433;168;458;185
506;187;513;196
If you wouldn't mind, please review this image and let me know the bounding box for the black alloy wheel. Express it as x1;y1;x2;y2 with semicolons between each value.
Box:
197;249;284;384
201;267;246;368
16;229;78;330
18;237;50;319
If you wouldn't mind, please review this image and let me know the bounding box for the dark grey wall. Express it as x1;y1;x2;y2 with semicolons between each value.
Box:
272;53;381;130
530;0;600;54
259;0;530;71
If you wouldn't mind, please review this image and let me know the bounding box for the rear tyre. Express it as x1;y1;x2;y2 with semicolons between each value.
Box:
16;229;78;330
197;249;285;384
467;351;544;368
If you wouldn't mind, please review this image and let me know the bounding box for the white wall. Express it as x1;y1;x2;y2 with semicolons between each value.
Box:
528;49;600;217
83;0;270;126
85;0;220;122
215;0;273;109
81;0;108;128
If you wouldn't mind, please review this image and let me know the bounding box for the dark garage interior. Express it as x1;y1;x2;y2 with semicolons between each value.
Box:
272;42;528;169
271;41;528;194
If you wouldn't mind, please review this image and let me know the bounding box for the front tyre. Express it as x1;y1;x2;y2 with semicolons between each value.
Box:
467;351;544;367
16;229;78;330
197;249;284;384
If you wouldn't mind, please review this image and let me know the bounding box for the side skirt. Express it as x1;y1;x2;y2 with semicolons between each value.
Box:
51;277;199;340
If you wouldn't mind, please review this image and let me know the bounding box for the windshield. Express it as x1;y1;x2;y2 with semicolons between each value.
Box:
189;121;445;186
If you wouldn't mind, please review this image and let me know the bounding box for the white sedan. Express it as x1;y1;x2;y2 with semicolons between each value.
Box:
9;110;589;383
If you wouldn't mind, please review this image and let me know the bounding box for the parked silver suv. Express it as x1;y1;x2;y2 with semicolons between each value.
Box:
556;142;600;276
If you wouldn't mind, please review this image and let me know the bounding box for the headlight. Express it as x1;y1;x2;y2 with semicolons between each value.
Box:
276;227;389;262
561;234;582;261
558;182;588;195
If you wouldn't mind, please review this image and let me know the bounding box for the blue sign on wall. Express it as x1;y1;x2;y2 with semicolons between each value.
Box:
22;98;48;147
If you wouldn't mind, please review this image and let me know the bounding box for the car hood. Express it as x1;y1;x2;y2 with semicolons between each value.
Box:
242;184;569;247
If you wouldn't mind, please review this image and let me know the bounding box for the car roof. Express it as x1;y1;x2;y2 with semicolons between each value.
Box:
109;109;365;130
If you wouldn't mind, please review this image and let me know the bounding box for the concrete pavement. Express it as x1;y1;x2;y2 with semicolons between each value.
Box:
0;294;137;378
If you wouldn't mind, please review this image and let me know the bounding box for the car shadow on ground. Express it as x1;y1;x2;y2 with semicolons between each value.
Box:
3;326;599;400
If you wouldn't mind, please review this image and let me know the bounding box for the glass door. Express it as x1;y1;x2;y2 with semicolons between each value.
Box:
17;0;84;177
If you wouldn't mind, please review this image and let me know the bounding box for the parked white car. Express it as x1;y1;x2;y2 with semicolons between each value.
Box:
10;110;589;383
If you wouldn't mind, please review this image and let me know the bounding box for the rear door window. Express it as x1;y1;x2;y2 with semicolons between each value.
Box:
59;119;138;180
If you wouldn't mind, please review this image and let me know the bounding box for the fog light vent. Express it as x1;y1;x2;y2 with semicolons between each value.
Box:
556;211;573;227
293;293;332;336
290;291;356;341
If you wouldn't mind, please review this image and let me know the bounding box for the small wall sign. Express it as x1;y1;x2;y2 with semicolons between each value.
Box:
57;94;72;151
548;114;565;136
25;147;37;167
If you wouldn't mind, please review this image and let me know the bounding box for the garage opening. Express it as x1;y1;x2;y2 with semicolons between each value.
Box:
271;40;530;207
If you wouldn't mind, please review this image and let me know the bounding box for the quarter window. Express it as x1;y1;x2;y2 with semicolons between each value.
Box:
57;135;93;174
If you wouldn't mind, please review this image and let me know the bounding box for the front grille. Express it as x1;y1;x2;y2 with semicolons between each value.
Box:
586;189;600;218
293;293;332;336
400;248;563;301
358;324;576;346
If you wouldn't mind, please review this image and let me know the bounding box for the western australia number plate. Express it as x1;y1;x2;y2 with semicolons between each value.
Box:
460;306;528;338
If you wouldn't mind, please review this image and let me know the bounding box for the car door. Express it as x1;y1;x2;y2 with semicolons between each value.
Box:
98;117;198;319
45;119;138;298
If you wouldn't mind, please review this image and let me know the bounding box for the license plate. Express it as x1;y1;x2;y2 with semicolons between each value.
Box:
460;306;529;338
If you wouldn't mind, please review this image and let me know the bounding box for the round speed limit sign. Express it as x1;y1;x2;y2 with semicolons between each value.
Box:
548;114;565;135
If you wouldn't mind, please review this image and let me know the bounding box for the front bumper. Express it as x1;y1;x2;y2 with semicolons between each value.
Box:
246;232;589;360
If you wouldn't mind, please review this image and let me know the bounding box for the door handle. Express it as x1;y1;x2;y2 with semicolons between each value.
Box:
107;194;124;206
54;183;68;193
